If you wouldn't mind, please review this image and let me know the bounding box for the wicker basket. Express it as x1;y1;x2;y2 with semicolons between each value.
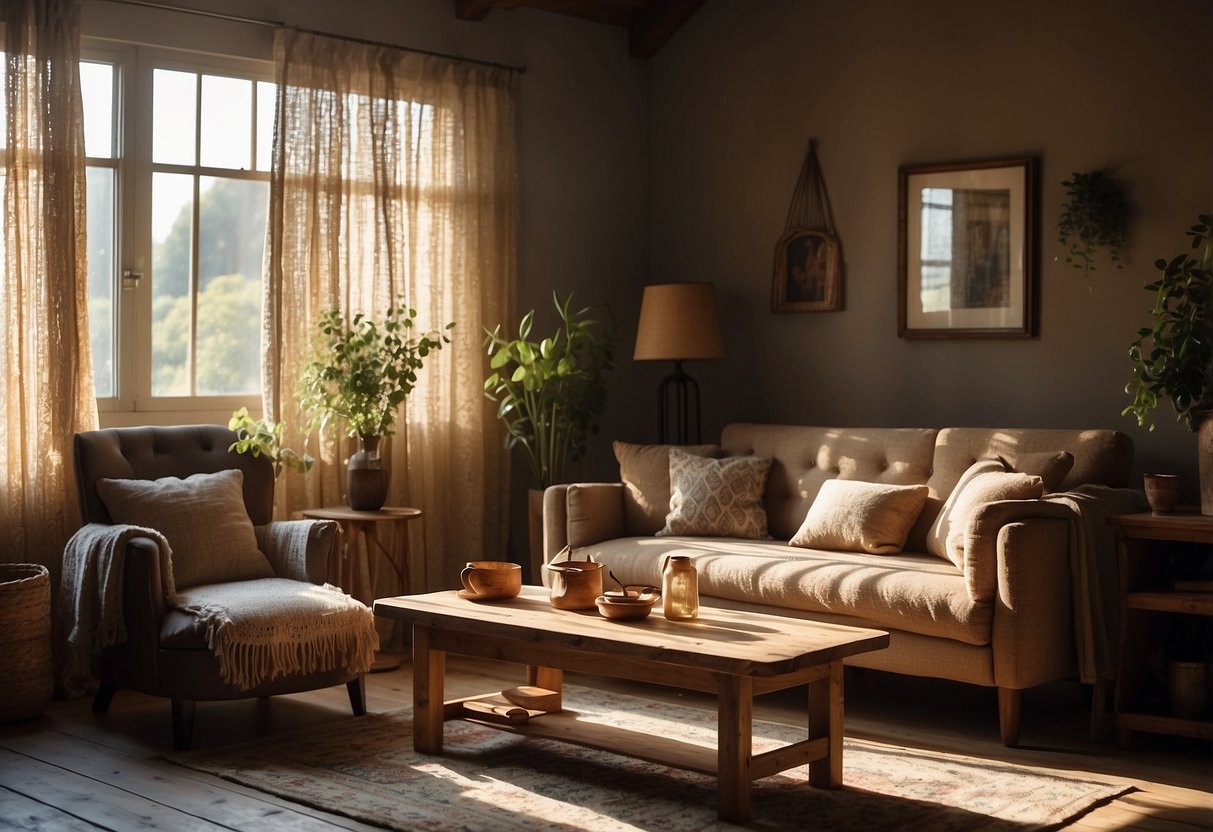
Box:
0;563;53;721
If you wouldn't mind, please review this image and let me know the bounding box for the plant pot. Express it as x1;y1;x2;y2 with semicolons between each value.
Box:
1143;473;1180;515
1199;417;1213;516
348;435;388;511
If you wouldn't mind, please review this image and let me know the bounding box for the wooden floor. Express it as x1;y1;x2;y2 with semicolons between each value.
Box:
1;656;1210;830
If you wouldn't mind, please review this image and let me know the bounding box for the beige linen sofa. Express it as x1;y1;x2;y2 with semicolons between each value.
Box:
542;423;1138;747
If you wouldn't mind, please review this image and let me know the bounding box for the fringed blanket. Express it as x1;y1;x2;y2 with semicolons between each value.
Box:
1047;484;1149;684
59;523;175;696
60;525;377;696
174;579;377;690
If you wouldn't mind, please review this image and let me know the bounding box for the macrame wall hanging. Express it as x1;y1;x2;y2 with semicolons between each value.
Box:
771;140;844;313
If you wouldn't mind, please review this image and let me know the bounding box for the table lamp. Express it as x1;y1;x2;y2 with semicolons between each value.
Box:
633;282;724;444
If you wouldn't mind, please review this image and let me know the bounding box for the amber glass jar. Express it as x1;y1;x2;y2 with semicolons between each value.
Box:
661;555;699;621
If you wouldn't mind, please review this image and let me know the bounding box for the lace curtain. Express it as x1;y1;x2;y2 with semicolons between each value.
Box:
0;0;96;583
263;29;516;592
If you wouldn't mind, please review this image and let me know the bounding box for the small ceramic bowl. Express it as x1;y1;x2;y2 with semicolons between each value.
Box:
595;588;659;621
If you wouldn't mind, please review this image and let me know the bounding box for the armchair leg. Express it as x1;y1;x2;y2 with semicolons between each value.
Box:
347;675;367;716
92;682;116;714
997;687;1021;747
172;698;197;751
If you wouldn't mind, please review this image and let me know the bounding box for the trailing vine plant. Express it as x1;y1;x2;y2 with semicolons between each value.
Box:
1057;170;1129;275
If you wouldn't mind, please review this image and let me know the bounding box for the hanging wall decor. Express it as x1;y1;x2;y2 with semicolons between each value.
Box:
772;140;844;313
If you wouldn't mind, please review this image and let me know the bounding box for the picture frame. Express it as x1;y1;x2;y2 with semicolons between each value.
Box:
897;156;1037;338
772;228;844;313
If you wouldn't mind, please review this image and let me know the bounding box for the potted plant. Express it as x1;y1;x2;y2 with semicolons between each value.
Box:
227;407;314;477
1057;170;1129;276
484;293;615;570
1123;213;1213;512
298;300;453;510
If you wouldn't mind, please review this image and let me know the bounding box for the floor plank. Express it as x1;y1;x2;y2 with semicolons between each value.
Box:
1;656;1210;831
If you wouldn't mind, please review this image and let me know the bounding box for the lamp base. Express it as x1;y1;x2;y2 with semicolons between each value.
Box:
658;362;701;445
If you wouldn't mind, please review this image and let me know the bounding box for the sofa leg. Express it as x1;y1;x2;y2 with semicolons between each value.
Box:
92;682;116;714
998;687;1021;747
347;675;367;716
171;698;196;751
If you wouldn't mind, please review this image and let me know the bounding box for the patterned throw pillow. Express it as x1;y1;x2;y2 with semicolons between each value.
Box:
97;468;274;590
659;448;772;539
789;479;930;554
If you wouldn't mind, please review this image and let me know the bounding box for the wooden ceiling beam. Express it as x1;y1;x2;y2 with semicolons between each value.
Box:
628;0;705;59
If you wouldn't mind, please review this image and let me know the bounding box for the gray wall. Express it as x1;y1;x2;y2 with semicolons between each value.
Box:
646;0;1213;499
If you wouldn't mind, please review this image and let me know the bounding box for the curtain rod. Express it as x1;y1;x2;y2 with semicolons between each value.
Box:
94;0;528;74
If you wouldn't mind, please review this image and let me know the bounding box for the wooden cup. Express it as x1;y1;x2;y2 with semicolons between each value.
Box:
1144;473;1180;515
459;561;522;600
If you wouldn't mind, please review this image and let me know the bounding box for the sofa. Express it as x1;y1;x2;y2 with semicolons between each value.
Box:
542;423;1141;747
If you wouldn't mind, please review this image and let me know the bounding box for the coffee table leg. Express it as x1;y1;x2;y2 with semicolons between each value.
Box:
413;625;446;753
807;660;844;787
527;665;563;695
717;674;753;822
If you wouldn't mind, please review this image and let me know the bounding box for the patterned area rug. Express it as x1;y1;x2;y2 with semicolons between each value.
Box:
169;685;1131;831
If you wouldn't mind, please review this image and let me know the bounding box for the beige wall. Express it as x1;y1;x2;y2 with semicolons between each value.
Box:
646;0;1213;498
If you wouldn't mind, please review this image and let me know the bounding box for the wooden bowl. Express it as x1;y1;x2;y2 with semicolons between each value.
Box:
595;592;658;622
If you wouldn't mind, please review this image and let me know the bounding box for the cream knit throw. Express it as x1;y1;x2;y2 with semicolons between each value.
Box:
59;523;175;696
175;578;378;690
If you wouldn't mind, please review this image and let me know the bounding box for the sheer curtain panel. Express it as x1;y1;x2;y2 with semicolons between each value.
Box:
0;0;97;583
263;29;517;592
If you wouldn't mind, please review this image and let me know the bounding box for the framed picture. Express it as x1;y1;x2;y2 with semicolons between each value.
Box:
772;228;843;312
898;156;1037;338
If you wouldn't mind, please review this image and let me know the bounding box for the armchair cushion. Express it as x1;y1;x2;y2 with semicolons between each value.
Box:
97;469;273;590
257;519;339;584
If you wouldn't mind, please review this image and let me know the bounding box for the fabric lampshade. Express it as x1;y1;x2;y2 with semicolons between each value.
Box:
633;282;725;361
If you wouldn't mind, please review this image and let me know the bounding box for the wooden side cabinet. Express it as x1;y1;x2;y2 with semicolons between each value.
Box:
1109;511;1213;746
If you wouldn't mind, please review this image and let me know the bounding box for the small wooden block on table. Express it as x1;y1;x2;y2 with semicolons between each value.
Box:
374;586;888;823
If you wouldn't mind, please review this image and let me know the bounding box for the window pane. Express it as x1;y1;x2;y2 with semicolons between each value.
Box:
80;62;114;159
153;69;196;165
195;176;265;395
256;81;275;172
151;172;194;396
200;75;251;170
86;167;116;397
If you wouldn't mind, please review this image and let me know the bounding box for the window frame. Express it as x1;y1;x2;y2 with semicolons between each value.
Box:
84;38;274;421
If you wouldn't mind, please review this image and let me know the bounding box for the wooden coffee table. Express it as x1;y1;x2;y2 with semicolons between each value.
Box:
374;586;888;822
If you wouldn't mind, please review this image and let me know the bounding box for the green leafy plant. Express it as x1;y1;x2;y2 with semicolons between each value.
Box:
227;407;314;477
1123;214;1213;431
483;292;615;490
1057;170;1129;275
298;301;454;439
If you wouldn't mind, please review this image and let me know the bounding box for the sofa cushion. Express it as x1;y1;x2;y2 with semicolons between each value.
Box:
578;535;991;646
97;469;273;590
613;441;721;536
660;449;772;539
926;459;1044;569
1002;450;1074;492
789;480;929;555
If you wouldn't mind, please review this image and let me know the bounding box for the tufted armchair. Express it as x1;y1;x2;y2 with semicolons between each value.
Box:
71;424;370;749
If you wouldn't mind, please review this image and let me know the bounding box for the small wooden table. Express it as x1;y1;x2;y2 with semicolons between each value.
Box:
374;587;888;822
304;505;422;671
1108;511;1213;745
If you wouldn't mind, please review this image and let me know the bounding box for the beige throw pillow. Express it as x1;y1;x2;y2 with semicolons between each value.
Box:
613;441;721;535
659;449;772;539
790;480;930;555
97;469;273;590
926;458;1044;569
1001;450;1075;493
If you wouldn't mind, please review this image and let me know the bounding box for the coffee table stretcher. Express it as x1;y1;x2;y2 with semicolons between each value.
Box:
382;590;881;823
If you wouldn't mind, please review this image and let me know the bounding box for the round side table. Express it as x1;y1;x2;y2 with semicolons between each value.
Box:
302;505;423;672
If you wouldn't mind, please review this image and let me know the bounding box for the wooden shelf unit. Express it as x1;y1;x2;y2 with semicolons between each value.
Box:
1109;511;1213;746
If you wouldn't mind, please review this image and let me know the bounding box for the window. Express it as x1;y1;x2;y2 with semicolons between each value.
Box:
81;44;274;414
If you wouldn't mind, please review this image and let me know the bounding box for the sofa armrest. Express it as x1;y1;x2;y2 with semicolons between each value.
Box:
965;500;1076;689
542;482;627;565
258;519;339;584
963;500;1074;603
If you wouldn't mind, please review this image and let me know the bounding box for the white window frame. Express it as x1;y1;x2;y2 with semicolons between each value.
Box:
84;38;273;423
